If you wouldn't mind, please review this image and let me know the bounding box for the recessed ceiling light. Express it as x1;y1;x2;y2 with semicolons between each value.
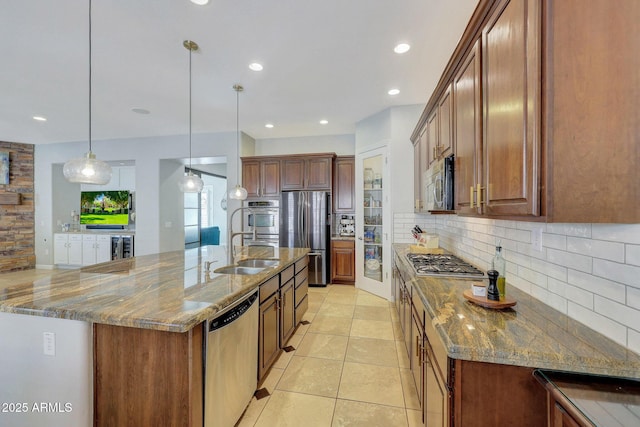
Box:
190;0;209;5
249;63;263;71
265;123;274;128
388;89;400;96
131;108;150;115
394;43;411;54
33;116;47;122
319;119;328;125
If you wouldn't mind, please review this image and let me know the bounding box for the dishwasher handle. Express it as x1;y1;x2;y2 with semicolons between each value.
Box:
209;291;258;332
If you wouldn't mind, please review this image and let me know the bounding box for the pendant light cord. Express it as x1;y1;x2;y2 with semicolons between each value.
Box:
188;44;193;170
236;87;240;183
88;0;93;153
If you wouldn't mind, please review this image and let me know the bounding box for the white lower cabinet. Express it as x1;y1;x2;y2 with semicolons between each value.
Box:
54;234;83;265
55;233;112;266
82;234;112;266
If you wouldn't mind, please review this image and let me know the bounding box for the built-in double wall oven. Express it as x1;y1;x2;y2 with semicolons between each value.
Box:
242;200;279;250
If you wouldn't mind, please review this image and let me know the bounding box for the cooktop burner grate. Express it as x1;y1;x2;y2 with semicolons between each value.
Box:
406;253;485;278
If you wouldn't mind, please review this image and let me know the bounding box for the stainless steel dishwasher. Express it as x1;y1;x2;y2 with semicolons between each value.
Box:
204;290;258;427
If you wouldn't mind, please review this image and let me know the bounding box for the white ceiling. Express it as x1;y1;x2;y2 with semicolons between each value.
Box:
0;0;479;145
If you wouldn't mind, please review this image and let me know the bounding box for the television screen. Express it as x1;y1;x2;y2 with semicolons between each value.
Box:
80;191;130;225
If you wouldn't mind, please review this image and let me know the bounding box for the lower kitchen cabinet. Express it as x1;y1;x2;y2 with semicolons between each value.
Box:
393;254;546;426
53;233;83;265
81;234;111;266
258;257;309;383
331;239;355;284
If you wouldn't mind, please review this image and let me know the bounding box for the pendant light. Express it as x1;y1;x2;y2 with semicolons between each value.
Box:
178;40;204;193
63;0;112;185
228;84;248;200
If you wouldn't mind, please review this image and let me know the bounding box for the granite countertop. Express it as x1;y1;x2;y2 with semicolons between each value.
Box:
0;246;309;333
393;243;640;379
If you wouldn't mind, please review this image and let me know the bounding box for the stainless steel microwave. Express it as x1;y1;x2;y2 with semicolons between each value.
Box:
423;154;454;211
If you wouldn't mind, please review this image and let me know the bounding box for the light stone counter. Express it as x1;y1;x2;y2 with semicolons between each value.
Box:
393;243;640;379
0;245;309;333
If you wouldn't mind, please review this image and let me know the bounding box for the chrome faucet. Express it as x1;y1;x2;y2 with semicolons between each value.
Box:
228;206;255;264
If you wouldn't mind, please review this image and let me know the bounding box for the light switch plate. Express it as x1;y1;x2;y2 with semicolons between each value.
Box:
532;227;543;252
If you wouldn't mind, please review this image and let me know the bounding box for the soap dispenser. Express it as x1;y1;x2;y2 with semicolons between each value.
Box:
491;242;506;299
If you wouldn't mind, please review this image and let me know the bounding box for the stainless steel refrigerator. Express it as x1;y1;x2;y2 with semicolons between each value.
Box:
280;191;330;286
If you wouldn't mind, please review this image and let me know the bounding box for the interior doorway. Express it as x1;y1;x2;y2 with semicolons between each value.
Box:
184;168;228;249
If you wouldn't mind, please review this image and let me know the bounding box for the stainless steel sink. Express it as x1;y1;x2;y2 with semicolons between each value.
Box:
236;258;279;268
213;266;265;275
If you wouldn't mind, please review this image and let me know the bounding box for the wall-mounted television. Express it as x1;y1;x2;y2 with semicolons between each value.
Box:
80;191;130;227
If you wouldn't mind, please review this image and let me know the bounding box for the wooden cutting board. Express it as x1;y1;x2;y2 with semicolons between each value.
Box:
463;289;517;309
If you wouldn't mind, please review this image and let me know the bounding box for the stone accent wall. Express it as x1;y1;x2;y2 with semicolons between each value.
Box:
0;142;35;272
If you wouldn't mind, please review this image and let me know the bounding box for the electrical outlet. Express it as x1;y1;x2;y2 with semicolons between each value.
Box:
531;227;543;252
43;332;55;356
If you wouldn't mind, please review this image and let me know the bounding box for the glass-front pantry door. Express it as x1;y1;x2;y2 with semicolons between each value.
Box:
355;146;391;300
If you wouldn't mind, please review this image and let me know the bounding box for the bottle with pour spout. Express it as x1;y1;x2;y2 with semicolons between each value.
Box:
491;242;506;299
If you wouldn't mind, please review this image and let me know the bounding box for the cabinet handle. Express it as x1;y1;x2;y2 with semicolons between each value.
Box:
282;293;286;307
416;335;420;359
470;186;475;208
476;184;484;206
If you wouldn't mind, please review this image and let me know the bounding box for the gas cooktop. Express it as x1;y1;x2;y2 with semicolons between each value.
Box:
406;253;485;279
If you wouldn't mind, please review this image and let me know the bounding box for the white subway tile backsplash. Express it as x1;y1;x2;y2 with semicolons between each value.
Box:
547;248;592;273
547;223;592;238
592;224;640;244
394;212;640;352
567;236;625;262
564;284;594;310
594;296;640;330
593;259;640;289
568;269;626;304
627;244;640;266
568;302;627;347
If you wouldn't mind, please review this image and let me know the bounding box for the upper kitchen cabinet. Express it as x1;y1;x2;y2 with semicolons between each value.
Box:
281;154;334;191
413;0;639;223
453;39;482;215
481;0;541;216
241;157;280;199
436;84;453;160
545;0;639;223
413;127;428;212
333;156;355;213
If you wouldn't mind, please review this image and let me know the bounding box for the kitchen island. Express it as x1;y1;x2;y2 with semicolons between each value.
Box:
392;243;640;426
0;245;309;427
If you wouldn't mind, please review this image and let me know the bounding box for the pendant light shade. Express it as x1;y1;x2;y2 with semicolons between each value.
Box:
63;0;112;185
179;40;204;193
228;84;248;200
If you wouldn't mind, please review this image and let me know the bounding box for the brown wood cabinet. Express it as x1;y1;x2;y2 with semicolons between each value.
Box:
242;158;280;198
481;0;541;216
413;128;428;212
426;110;439;168
259;290;280;381
93;323;203;427
437;84;453;160
453;39;482;215
393;254;546;426
330;239;355;284
281;154;334;191
333;156;355;213
412;0;640;223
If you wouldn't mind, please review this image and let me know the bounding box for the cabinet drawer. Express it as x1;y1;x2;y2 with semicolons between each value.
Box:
295;266;308;288
260;275;279;303
295;278;308;307
424;308;448;381
295;256;308;274
280;264;294;285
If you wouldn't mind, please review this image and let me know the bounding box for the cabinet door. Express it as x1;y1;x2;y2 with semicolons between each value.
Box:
261;160;281;197
82;235;97;266
280;279;296;345
425;344;448;427
426;109;439;168
53;234;68;264
281;158;305;190
68;235;83;265
331;240;355;283
259;294;280;381
306;157;332;190
437;84;453;158
411;309;424;408
242;160;261;198
482;0;541;216
454;39;482;215
333;157;355;212
96;235;112;264
413;128;428;213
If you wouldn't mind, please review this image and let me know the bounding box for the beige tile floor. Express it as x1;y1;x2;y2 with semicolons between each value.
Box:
238;284;423;427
